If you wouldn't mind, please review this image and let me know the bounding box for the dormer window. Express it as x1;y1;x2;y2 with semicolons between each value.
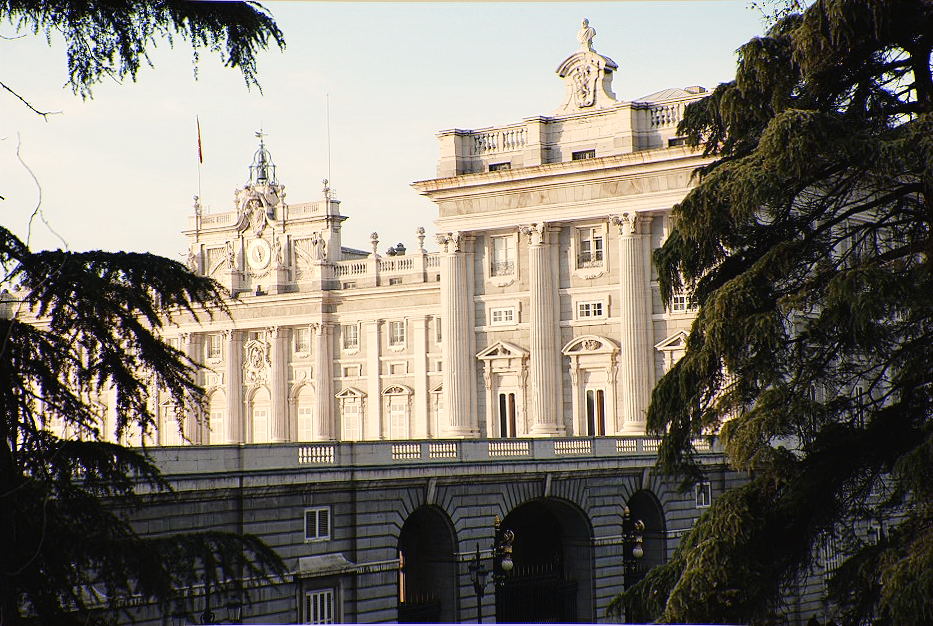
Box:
572;149;596;161
489;162;511;172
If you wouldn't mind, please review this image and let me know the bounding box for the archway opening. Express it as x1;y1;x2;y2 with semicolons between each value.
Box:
623;490;667;624
397;506;457;623
497;498;594;623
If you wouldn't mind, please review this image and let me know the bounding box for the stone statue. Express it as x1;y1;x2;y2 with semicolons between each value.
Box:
577;18;596;52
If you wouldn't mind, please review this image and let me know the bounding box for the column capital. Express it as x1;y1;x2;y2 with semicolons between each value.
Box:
611;212;647;236
519;222;553;246
436;231;463;253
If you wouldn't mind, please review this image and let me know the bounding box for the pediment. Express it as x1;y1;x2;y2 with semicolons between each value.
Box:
382;384;413;396
655;330;689;351
476;340;527;360
335;387;366;399
562;335;618;355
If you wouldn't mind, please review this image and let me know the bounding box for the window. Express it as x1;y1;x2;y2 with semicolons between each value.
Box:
585;389;606;436
670;292;698;314
576;301;605;319
668;137;688;147
489;162;511;171
388;321;406;346
294;327;311;354
297;391;314;442
435;317;442;343
304;507;331;541
342;365;361;378
207;334;223;360
572;149;596;160
498;392;517;438
303;589;335;624
490;306;516;326
490;236;515;276
341;396;362;441
577;227;604;268
342;325;359;351
385;389;409;439
695;481;712;508
388;277;402;285
342;281;356;289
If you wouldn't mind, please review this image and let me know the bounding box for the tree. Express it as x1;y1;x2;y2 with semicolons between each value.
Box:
1;3;286;623
614;0;932;624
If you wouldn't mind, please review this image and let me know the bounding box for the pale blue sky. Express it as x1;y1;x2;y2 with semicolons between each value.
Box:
2;1;767;259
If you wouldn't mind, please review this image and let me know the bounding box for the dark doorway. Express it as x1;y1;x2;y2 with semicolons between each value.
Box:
496;498;593;623
623;490;667;624
397;506;457;623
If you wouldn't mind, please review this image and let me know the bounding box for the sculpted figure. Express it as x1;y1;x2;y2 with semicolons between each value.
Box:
577;18;596;52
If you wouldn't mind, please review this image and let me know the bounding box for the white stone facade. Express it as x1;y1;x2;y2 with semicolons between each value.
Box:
144;27;709;446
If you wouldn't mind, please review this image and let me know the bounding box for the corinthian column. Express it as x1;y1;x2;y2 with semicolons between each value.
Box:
224;329;243;443
313;322;335;440
269;326;289;442
612;212;654;432
521;223;564;436
438;232;478;437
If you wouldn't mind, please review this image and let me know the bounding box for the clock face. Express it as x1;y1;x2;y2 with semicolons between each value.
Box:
247;238;272;270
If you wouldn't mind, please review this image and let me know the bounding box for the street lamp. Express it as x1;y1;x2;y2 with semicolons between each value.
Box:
468;516;516;623
621;505;645;591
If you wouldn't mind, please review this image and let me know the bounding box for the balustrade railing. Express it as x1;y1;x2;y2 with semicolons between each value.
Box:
648;102;685;129
472;126;528;155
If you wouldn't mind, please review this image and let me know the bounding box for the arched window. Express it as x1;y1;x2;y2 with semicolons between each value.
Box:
250;387;272;443
296;385;314;442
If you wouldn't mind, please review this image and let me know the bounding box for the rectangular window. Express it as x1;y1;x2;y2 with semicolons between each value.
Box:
576;301;605;319
668;137;688;147
490;307;516;326
670;292;698;314
342;325;359;350
389;321;406;346
572;149;596;160
388;277;402;285
342;399;361;441
498;392;517;438
207;334;223;359
435;317;442;343
695;482;712;508
342;281;356;289
489;162;511;171
342;365;361;378
294;327;311;354
577;227;604;268
304;507;331;541
303;589;335;624
389;395;408;439
490;236;515;276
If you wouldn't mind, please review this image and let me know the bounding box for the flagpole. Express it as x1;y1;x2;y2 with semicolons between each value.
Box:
195;115;203;243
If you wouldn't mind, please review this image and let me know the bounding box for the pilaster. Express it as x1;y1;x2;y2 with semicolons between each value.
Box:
411;316;429;439
365;320;383;439
181;333;203;444
269;326;289;442
313;322;335;440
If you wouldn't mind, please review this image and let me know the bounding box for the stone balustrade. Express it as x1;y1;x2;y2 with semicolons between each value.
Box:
147;436;720;475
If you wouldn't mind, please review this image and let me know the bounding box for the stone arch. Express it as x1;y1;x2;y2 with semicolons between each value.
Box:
397;505;458;623
498;497;595;623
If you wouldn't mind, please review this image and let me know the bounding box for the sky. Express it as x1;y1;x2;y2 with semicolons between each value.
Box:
1;1;769;260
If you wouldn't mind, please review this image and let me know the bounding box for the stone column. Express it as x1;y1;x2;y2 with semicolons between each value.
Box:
365;320;383;439
224;329;243;443
438;232;478;437
411;316;429;438
521;223;564;436
180;333;203;444
612;212;654;432
269;326;289;442
313;322;335;440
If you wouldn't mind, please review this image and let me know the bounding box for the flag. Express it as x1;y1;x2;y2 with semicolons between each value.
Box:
196;116;203;164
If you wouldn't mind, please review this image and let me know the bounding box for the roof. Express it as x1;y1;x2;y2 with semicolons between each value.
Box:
635;86;706;103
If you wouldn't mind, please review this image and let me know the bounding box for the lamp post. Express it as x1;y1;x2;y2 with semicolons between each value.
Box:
621;506;645;623
621;506;645;589
468;516;516;623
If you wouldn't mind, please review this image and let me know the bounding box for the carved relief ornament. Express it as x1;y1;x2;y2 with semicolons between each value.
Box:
611;212;646;236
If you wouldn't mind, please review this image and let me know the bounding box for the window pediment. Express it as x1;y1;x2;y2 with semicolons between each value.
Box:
335;387;366;399
655;331;689;352
476;340;528;361
562;335;618;355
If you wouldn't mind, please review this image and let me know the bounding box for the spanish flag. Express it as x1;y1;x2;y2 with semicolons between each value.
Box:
196;116;203;164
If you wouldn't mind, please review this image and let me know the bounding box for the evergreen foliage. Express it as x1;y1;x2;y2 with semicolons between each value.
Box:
616;0;932;623
1;2;287;623
2;0;284;97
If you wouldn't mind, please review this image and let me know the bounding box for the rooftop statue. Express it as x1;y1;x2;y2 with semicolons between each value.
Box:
577;18;596;52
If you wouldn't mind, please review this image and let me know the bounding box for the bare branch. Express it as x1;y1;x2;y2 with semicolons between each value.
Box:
0;80;61;118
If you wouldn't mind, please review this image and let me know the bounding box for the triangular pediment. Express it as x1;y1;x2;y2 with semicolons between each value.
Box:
476;340;528;360
335;387;365;399
655;330;689;351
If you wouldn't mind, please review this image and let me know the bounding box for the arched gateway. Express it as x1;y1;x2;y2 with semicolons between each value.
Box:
397;506;458;622
496;498;594;623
